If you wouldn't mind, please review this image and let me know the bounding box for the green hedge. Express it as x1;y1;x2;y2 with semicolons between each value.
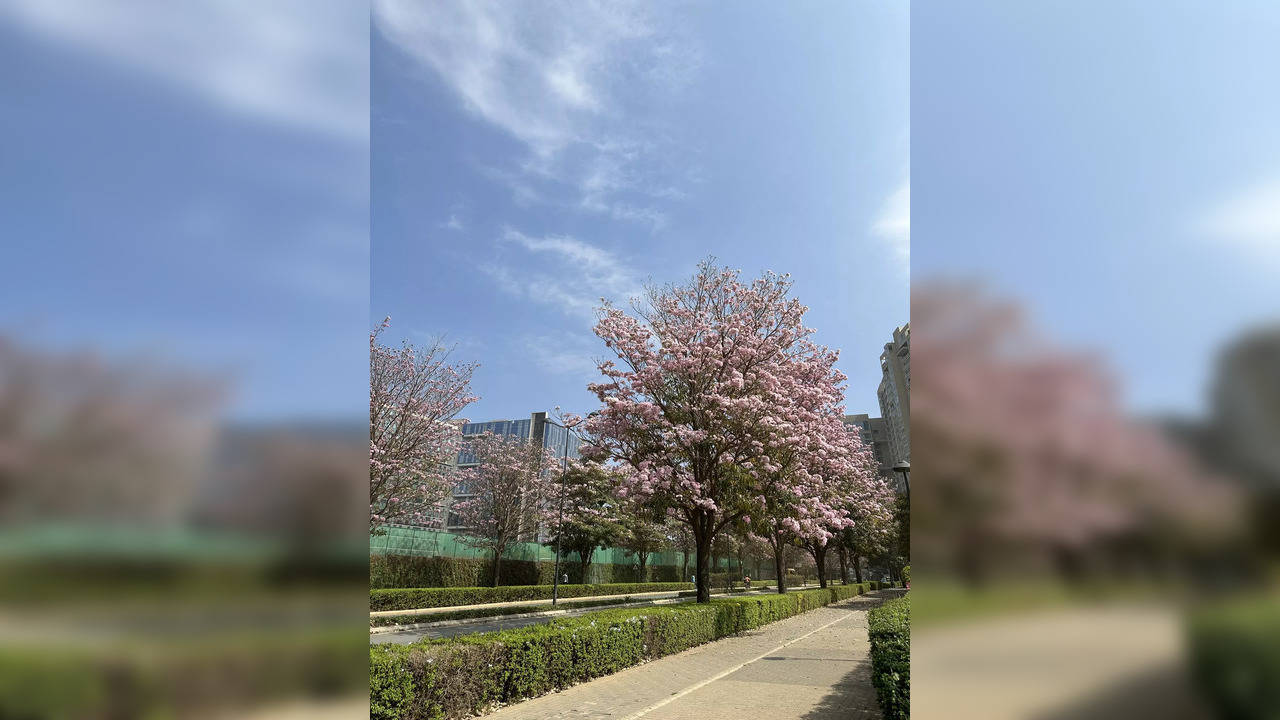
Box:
371;582;694;612
371;554;687;589
371;592;701;627
371;583;875;719
868;596;910;720
1189;593;1280;719
0;630;368;720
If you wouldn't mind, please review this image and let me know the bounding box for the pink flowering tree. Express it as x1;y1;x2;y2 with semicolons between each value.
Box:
797;459;889;589
369;318;478;533
837;480;899;584
912;283;1237;582
747;408;881;592
452;431;557;586
580;261;857;602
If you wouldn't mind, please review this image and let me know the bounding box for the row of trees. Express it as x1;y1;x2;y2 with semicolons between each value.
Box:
370;262;903;599
911;283;1238;583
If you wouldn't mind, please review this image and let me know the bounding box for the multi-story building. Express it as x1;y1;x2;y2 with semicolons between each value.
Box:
877;323;911;466
843;413;893;474
444;411;582;534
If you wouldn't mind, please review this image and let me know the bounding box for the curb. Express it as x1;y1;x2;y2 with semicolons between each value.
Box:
369;584;825;635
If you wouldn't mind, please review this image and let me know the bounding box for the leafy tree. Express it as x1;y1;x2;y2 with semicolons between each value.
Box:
544;460;623;583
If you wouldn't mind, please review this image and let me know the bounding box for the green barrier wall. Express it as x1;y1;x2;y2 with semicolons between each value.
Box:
370;524;735;570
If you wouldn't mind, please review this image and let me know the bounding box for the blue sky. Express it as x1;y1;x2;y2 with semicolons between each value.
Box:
372;1;909;422
0;2;368;421
913;1;1280;417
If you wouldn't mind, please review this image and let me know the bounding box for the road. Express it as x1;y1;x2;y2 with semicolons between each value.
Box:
477;589;903;720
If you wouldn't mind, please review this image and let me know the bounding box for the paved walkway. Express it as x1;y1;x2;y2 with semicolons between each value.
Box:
912;603;1211;719
480;589;904;720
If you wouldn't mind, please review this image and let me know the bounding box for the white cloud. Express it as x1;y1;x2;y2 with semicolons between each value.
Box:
482;229;645;320
1198;177;1280;265
0;0;368;143
373;0;645;156
442;214;465;231
373;0;692;227
520;331;604;379
872;181;911;266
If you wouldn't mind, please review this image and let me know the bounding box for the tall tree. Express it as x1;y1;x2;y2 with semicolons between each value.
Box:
369;318;477;532
543;460;623;583
581;262;852;602
451;432;555;586
616;492;667;582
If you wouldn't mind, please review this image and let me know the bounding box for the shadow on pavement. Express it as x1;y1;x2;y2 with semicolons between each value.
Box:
1031;661;1213;720
800;658;880;720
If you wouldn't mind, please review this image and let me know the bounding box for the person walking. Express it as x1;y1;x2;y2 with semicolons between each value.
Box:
744;575;751;591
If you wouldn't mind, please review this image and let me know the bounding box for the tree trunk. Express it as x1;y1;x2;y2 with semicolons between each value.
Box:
811;544;828;588
579;547;593;584
853;553;863;584
774;542;786;594
492;549;503;588
838;545;849;584
695;525;713;603
637;550;648;582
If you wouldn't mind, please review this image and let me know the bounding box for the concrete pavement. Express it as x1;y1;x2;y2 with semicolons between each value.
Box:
478;588;904;720
912;603;1211;719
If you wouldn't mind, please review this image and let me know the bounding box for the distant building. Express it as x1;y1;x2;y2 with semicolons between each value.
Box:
843;412;900;489
877;323;911;465
445;411;581;535
1212;326;1280;489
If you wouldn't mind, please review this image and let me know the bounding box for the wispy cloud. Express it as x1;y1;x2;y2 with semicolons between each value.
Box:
481;228;645;320
441;214;465;231
0;0;368;143
520;331;604;379
873;181;911;267
372;0;694;228
1198;177;1280;266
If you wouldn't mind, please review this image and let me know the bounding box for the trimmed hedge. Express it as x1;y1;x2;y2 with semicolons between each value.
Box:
371;592;696;627
371;582;694;612
1188;593;1280;719
372;584;804;628
868;596;910;720
371;554;688;589
1;629;368;720
371;583;876;719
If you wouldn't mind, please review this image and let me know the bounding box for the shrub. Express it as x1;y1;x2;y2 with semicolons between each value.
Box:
1188;593;1280;720
0;630;369;720
370;554;695;589
371;582;694;612
370;584;870;719
371;592;699;627
868;596;910;720
902;565;911;585
370;647;417;720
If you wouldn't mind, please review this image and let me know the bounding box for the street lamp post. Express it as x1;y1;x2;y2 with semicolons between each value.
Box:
546;412;595;607
892;461;910;503
551;423;570;607
892;460;910;586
